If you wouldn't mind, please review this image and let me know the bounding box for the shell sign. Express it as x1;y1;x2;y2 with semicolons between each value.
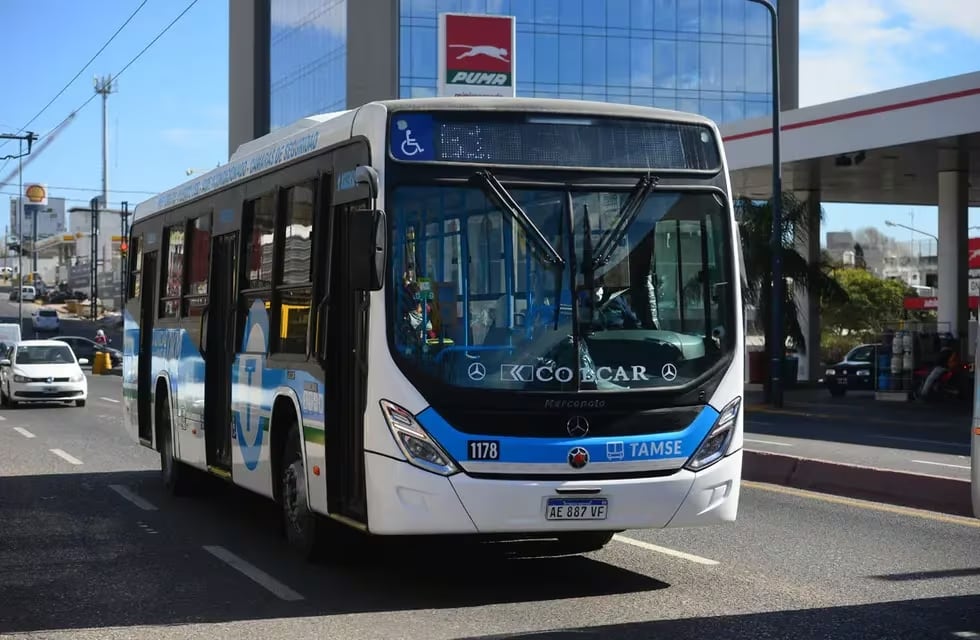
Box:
24;183;47;206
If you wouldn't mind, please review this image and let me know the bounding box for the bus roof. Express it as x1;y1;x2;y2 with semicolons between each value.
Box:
133;97;718;222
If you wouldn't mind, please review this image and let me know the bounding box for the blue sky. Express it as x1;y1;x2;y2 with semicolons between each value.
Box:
0;0;977;243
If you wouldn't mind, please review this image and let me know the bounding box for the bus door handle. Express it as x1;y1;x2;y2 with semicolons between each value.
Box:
200;305;209;354
315;296;329;361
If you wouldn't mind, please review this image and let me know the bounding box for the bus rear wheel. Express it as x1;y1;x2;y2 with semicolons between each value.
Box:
280;425;331;561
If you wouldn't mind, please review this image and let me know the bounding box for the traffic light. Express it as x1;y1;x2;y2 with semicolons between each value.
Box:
119;241;128;257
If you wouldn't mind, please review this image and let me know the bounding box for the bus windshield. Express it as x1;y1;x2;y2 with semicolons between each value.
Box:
388;183;735;393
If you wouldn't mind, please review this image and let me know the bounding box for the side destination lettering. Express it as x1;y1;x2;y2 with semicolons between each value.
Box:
157;131;321;210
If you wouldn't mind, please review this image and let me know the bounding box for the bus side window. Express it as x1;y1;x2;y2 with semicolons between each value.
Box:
274;182;315;355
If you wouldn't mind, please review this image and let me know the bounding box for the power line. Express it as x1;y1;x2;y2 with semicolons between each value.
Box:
0;183;157;195
0;0;202;190
35;0;203;144
0;190;132;206
0;0;150;148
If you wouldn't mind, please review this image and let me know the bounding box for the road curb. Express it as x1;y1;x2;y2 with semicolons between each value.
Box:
743;450;973;517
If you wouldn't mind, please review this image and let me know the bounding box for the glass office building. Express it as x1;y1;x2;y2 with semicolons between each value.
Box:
232;0;797;153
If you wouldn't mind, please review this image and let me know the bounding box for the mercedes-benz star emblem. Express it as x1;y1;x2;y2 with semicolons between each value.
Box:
661;363;678;381
568;446;589;469
467;362;486;381
566;415;590;437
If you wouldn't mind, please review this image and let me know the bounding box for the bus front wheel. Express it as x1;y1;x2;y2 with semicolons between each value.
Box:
158;394;193;496
280;425;331;561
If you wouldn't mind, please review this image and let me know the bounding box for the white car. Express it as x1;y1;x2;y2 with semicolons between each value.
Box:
0;340;88;407
32;308;61;334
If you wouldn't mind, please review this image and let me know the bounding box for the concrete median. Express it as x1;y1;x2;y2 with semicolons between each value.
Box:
743;450;973;517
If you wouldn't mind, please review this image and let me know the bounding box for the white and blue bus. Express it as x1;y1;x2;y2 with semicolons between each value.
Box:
123;97;745;557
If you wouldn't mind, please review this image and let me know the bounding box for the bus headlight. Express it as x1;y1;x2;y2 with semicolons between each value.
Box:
684;397;741;472
379;400;459;476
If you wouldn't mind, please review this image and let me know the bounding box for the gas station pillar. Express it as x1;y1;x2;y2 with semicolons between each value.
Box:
796;191;822;382
937;151;969;347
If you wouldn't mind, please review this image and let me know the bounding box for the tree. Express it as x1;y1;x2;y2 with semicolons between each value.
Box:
853;243;866;269
822;268;907;341
737;193;847;388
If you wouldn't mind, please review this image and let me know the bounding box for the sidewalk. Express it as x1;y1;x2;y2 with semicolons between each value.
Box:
741;384;973;517
744;384;970;428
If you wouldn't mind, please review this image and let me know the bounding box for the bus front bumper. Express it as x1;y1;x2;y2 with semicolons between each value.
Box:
364;448;741;535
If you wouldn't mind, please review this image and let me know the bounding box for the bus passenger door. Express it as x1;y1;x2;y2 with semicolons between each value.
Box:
138;251;158;443
204;232;238;471
322;200;369;523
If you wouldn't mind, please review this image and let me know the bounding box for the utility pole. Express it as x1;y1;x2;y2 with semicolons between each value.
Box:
94;75;115;217
94;75;115;319
1;131;38;331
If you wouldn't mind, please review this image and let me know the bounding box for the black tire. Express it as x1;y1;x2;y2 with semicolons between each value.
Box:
75;399;86;407
280;425;333;561
552;531;615;554
158;394;193;496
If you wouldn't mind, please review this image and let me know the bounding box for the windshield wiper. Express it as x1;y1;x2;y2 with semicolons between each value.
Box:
469;170;565;267
591;175;659;268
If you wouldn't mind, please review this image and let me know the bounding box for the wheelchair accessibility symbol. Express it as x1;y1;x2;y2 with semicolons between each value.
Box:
396;119;424;157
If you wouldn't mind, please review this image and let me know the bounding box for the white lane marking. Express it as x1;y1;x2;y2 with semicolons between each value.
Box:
13;427;35;438
109;484;158;511
50;448;83;465
744;437;793;447
612;534;719;566
874;434;969;450
100;396;121;403
0;414;6;420
911;459;970;470
952;632;980;638
203;545;304;601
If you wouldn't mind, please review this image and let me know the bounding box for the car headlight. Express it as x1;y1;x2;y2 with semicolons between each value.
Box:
379;400;459;476
70;373;85;382
684;396;741;472
13;374;28;383
825;368;837;376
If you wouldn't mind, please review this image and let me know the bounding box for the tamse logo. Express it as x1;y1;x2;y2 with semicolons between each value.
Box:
444;13;514;87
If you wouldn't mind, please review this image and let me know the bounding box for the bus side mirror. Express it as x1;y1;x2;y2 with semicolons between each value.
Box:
349;209;386;291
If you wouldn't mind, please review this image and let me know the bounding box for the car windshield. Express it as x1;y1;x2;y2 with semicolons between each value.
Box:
15;345;75;365
387;184;735;393
39;310;57;317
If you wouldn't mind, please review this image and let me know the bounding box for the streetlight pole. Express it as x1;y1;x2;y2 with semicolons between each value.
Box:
745;0;783;406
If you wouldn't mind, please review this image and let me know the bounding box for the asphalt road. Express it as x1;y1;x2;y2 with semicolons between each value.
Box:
0;375;978;639
0;294;122;346
745;400;970;480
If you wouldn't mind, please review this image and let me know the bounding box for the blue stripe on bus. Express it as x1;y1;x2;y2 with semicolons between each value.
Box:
414;404;719;467
123;299;327;472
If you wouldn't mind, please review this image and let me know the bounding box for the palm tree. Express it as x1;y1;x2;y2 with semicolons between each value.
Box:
737;193;847;395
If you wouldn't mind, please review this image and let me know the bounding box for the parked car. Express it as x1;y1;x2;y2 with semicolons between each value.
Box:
31;308;60;335
52;335;121;368
0;339;88;407
824;343;881;396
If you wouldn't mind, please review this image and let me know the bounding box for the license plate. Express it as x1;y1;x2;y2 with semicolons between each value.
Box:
545;497;608;521
44;387;58;393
